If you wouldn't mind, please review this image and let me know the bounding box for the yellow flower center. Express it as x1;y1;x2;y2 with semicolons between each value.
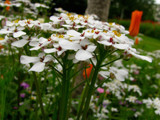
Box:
109;22;113;25
112;30;121;37
13;19;19;23
69;16;75;21
0;37;4;40
103;30;108;33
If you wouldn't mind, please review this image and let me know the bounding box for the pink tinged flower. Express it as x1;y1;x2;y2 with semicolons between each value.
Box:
97;88;104;93
106;89;110;94
133;70;140;75
1;18;6;27
13;107;18;109
20;82;29;89
20;93;26;98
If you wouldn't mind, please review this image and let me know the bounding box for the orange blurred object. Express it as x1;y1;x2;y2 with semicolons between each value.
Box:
5;0;11;11
83;64;93;79
129;10;143;37
135;37;139;45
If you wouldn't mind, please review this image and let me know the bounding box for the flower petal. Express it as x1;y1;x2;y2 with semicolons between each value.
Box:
44;48;57;53
59;39;80;51
43;55;53;62
13;31;26;38
11;40;28;47
20;55;39;64
113;44;129;50
129;51;152;63
86;45;97;52
30;46;41;51
67;30;81;36
29;62;45;72
98;41;112;46
75;50;93;61
0;29;12;34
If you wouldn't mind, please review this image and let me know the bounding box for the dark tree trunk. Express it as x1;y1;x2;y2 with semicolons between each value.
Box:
85;0;111;21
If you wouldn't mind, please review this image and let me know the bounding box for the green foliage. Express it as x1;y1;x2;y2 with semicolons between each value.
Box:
109;0;155;20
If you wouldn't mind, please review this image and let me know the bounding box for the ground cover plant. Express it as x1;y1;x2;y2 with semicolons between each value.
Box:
0;1;160;120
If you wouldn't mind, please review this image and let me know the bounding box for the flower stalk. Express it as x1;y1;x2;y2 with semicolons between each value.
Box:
33;72;46;120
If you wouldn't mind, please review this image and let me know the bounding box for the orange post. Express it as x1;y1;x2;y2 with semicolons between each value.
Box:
129;10;143;37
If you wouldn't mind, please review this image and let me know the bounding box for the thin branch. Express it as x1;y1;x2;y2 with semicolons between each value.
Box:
70;80;86;93
52;55;63;67
49;65;63;77
89;59;95;68
100;57;122;67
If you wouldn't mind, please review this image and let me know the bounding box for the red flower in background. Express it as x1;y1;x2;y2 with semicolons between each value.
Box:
83;64;93;79
129;10;143;37
5;0;11;11
0;44;4;49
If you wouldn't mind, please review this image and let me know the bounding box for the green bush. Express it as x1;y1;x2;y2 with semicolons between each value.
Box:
109;19;160;40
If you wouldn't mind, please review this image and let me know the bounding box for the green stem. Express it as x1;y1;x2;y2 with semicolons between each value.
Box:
100;57;122;67
70;80;86;93
59;55;70;120
0;86;6;120
33;72;46;120
76;83;89;120
81;62;101;120
17;49;22;120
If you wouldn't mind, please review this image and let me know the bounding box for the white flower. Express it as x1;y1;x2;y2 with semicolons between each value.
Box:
134;111;141;117
59;39;80;51
20;53;53;72
126;96;137;103
128;50;152;63
11;39;28;48
111;107;118;112
13;31;26;38
75;43;96;61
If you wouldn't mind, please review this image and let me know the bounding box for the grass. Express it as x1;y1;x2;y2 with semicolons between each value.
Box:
129;34;160;52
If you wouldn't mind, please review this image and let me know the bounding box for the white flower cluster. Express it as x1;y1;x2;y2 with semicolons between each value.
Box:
126;96;137;103
99;66;129;81
143;98;160;115
0;9;152;73
0;0;49;18
103;80;142;99
0;1;21;7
